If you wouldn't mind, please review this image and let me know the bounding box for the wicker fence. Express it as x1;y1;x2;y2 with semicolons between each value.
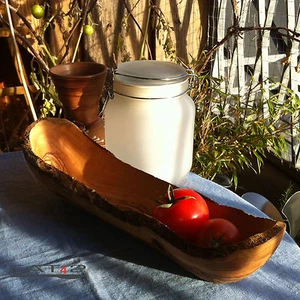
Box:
84;0;208;67
7;0;209;65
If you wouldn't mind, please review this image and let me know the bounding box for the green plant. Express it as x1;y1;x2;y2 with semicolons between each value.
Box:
119;0;177;62
190;71;300;187
279;181;295;210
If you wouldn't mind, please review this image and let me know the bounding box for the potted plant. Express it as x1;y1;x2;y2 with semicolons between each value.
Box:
189;68;300;188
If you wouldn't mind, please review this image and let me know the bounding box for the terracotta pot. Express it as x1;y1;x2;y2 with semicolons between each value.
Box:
50;62;107;129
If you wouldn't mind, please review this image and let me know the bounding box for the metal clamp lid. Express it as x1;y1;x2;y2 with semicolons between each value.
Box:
99;68;114;117
114;60;189;83
99;62;198;114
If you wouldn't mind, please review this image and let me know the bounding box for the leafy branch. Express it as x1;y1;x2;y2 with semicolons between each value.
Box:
198;25;300;74
191;74;300;187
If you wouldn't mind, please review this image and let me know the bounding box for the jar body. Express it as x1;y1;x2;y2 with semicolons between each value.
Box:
105;83;195;185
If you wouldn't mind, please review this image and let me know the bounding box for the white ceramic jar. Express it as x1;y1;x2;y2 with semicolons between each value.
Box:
104;60;195;185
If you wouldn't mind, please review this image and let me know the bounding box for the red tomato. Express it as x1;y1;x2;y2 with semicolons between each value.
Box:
195;218;241;247
152;187;209;241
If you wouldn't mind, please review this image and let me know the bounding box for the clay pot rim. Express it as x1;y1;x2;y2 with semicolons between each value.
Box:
49;62;107;80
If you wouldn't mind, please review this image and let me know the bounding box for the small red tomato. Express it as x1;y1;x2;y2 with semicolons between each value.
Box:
152;186;210;241
31;4;45;19
195;218;241;247
83;25;94;36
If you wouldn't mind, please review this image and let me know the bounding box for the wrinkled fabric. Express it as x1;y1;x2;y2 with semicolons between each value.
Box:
0;151;299;300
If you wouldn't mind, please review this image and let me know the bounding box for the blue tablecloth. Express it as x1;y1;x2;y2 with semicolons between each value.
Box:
0;151;299;299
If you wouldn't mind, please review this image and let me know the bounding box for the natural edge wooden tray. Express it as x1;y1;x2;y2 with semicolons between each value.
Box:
23;118;286;283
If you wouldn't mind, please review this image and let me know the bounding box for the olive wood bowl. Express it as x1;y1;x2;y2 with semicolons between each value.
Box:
23;118;286;283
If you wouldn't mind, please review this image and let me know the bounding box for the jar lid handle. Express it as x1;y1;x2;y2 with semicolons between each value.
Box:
186;68;199;89
99;68;114;117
